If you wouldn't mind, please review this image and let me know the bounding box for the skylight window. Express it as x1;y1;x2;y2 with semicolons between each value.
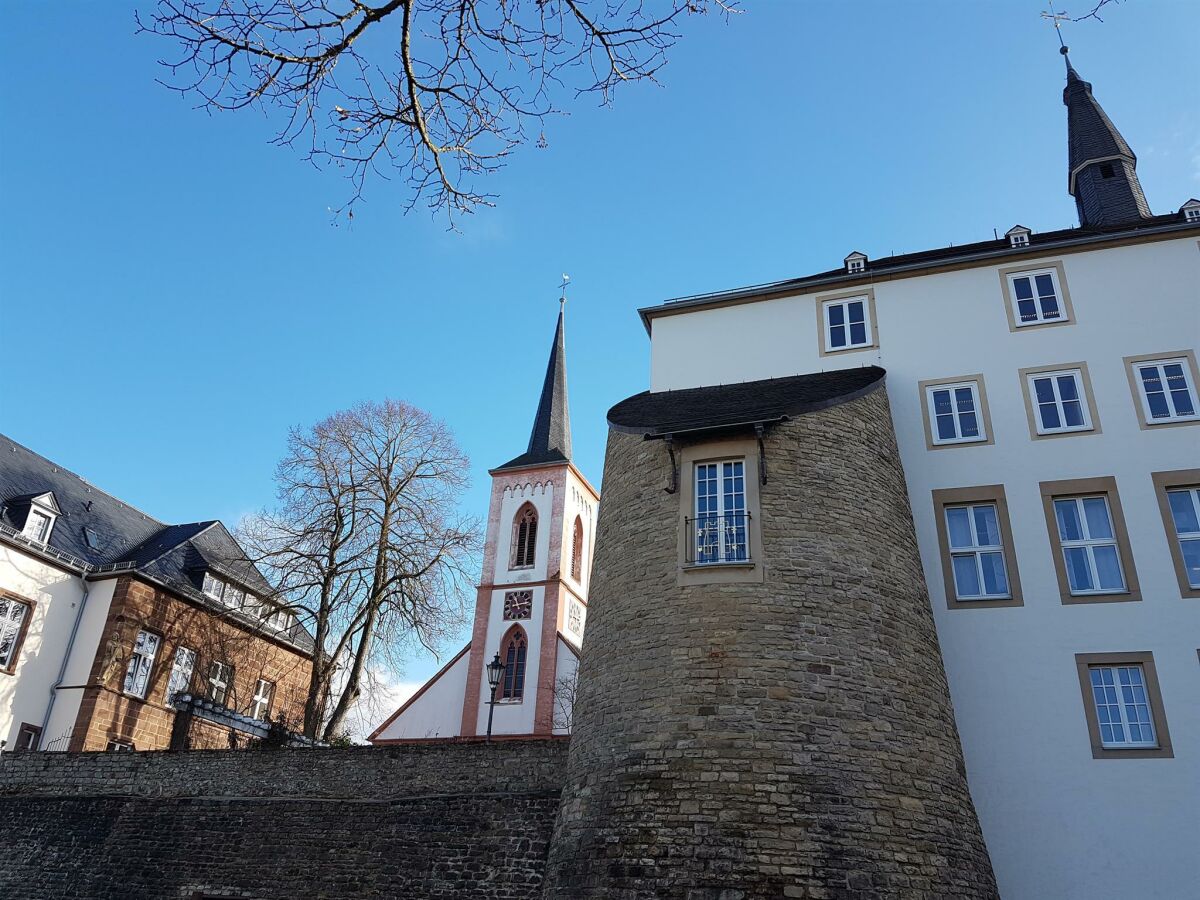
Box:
83;526;101;551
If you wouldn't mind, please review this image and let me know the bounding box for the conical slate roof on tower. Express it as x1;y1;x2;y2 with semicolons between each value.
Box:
1061;48;1151;227
494;306;572;470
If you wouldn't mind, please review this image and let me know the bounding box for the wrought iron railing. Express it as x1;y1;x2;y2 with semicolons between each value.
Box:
685;513;751;565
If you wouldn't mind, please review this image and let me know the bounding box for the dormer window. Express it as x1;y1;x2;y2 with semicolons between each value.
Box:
201;571;257;612
1182;200;1200;223
19;492;60;544
1006;225;1031;249
844;251;867;275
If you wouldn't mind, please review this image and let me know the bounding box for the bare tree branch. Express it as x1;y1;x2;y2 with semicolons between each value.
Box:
138;0;739;221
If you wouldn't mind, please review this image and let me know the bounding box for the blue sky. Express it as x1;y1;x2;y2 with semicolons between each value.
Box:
2;1;1198;692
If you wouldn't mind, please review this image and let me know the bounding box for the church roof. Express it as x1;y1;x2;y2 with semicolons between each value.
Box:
1063;53;1136;193
495;307;573;471
608;366;885;437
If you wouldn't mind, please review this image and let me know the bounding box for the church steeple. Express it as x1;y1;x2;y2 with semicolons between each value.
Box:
1061;47;1151;228
495;304;572;470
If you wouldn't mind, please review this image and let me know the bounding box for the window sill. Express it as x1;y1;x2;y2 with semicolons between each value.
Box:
1062;590;1141;605
682;560;755;571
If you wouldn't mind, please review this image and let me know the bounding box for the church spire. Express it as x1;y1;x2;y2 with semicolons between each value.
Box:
1060;46;1151;228
495;304;573;470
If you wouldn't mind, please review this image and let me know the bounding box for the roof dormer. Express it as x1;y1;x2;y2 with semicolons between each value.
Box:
1005;225;1032;248
844;251;867;275
1181;199;1200;223
18;491;61;544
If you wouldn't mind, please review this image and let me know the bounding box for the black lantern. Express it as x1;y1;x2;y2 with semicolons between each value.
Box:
485;652;506;741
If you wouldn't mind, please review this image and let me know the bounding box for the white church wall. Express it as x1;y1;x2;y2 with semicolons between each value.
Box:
372;647;470;741
490;480;557;585
476;584;546;736
552;640;579;735
643;234;1200;900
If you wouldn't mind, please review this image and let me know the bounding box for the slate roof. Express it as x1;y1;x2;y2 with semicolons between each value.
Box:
608;367;886;437
495;306;574;471
1063;55;1135;190
0;433;315;655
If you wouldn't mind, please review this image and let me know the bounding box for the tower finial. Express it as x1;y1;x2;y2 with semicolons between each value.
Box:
559;273;570;311
1041;2;1070;52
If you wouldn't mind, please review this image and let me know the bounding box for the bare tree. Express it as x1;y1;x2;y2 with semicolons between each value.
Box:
240;400;479;740
552;669;578;733
137;0;738;219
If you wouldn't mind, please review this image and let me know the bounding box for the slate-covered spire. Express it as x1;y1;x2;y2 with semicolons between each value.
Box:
1061;47;1150;228
495;304;573;470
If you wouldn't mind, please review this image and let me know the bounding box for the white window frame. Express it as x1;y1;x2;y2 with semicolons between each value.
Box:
1166;488;1200;589
122;629;160;699
207;660;233;706
105;740;134;752
0;597;31;669
822;296;873;352
847;258;865;274
943;503;1011;600
251;678;275;720
1006;268;1066;327
692;459;749;564
1087;664;1158;749
1134;358;1199;424
202;572;225;602
166;646;196;701
1027;368;1093;434
23;508;54;543
1184;206;1200;223
1054;496;1126;595
925;381;986;445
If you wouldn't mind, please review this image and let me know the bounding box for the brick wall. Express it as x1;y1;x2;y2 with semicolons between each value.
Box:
69;576;312;751
0;741;568;899
544;384;1000;898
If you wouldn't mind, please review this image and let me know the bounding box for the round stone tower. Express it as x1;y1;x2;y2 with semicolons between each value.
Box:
543;368;998;899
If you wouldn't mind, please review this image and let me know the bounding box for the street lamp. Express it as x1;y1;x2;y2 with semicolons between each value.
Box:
485;652;506;742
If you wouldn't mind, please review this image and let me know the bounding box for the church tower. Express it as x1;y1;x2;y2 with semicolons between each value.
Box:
1062;47;1152;227
369;305;598;743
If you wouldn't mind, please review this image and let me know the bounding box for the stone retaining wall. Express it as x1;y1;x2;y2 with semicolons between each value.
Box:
0;740;568;899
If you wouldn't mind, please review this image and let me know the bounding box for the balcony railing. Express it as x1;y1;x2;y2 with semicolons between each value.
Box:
686;513;751;565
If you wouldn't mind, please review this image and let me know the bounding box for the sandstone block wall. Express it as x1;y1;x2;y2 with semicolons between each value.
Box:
543;384;999;899
0;741;568;899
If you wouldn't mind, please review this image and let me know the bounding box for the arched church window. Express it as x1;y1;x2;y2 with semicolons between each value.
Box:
512;504;537;568
499;626;528;701
570;516;584;581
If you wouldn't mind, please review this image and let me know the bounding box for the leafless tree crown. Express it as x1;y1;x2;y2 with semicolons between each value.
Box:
139;0;738;219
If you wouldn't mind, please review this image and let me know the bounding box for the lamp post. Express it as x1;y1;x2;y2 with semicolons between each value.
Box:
485;652;506;742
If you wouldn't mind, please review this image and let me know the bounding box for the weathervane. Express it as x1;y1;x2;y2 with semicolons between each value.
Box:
559;273;570;309
1041;2;1071;54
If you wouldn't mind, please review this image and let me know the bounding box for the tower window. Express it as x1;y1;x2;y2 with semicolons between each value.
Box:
499;627;528;701
691;460;749;565
511;504;538;569
570;516;584;581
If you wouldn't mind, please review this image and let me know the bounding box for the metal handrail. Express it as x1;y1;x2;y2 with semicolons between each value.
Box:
685;512;752;565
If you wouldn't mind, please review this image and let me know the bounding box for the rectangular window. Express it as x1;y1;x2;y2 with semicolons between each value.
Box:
16;723;41;752
1087;664;1156;748
251;679;275;720
1134;358;1198;424
925;381;986;445
1054;496;1126;595
1167;488;1200;587
1075;652;1172;759
23;509;52;542
122;630;160;699
0;596;32;670
105;740;133;752
692;460;749;564
202;572;225;602
822;296;873;351
166;646;196;701
207;660;233;706
1006;268;1064;326
932;486;1022;609
1027;368;1093;434
1041;477;1139;604
944;504;1010;600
